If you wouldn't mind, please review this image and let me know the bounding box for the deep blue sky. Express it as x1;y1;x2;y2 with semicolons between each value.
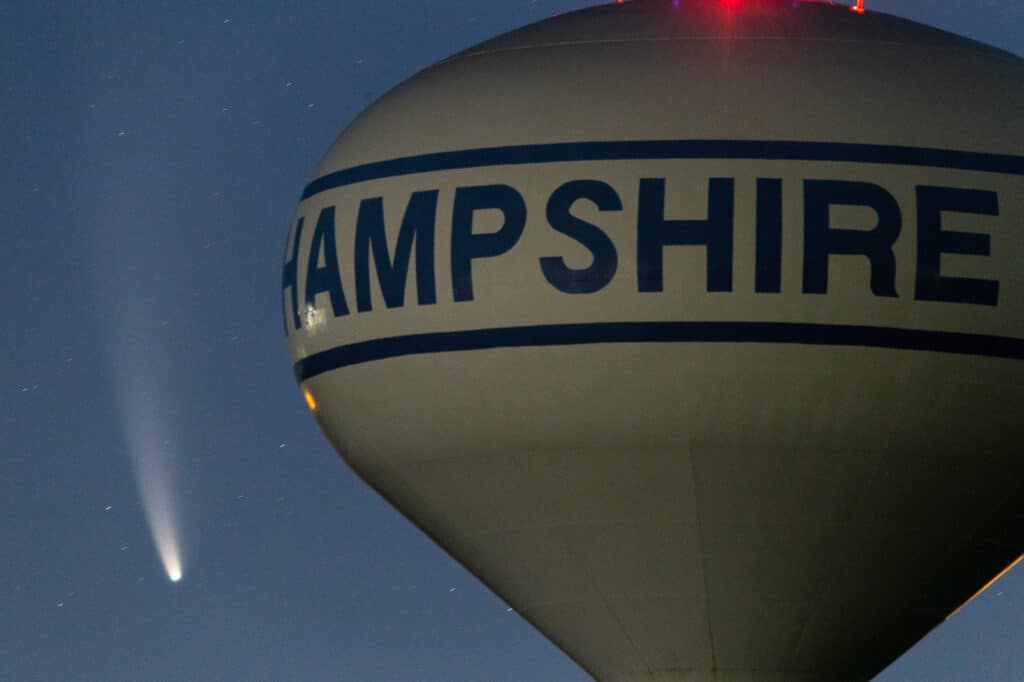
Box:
2;1;1021;680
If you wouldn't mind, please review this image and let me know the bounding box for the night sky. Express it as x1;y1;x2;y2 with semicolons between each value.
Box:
2;1;1022;680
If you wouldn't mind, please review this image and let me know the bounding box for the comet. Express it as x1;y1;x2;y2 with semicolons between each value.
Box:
146;490;183;583
89;121;191;587
107;332;186;585
135;449;184;584
123;380;185;583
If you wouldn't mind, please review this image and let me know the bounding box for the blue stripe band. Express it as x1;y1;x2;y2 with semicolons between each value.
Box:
293;322;1024;381
300;140;1024;200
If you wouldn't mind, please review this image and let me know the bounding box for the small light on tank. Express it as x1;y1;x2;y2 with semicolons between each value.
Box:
303;305;326;334
303;388;317;412
852;0;865;13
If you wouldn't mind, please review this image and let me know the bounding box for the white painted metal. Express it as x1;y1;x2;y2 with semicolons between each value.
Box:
284;1;1024;679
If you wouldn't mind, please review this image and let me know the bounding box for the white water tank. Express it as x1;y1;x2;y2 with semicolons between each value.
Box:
283;1;1024;678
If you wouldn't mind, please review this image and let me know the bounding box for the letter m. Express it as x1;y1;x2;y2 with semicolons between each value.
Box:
354;190;440;312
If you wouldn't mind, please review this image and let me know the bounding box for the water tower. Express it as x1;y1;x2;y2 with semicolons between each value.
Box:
283;1;1024;678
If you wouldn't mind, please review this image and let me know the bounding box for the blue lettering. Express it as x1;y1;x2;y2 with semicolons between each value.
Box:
915;186;999;306
282;217;304;333
637;177;734;293
755;178;783;294
803;180;901;297
305;206;350;318
285;174;1007;327
540;180;622;294
355;190;439;312
451;184;527;302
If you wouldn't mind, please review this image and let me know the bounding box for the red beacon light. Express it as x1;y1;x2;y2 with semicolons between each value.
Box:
679;0;867;11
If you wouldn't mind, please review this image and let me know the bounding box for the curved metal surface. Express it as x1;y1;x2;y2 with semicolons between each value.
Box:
284;2;1024;679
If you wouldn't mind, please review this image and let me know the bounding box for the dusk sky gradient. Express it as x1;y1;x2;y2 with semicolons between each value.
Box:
2;2;1022;680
